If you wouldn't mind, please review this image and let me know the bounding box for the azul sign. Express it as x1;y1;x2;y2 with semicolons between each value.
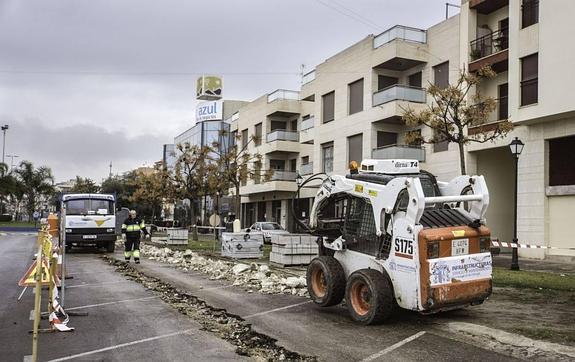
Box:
196;100;223;122
429;253;492;286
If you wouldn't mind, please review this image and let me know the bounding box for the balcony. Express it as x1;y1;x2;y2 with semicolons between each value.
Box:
300;162;313;175
373;85;426;107
373;25;426;48
468;97;509;135
267;89;299;103
300;117;315;131
270;170;297;181
267;130;298;143
302;70;316;85
469;28;508;73
372;26;428;71
372;144;425;162
469;0;509;14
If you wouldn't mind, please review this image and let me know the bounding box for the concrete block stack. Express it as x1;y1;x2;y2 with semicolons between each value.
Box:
270;234;318;266
221;232;264;259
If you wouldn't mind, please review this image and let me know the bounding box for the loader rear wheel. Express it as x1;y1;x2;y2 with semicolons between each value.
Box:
306;256;345;307
346;269;395;325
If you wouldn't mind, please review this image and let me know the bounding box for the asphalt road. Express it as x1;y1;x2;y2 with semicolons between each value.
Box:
0;234;244;361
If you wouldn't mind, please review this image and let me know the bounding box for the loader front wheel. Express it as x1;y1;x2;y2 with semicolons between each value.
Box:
306;256;345;307
346;269;394;325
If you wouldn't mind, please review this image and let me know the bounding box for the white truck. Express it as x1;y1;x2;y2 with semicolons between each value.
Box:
62;193;117;252
295;159;493;324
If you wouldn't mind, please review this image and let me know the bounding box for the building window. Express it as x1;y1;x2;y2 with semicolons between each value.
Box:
521;53;538;106
322;142;334;173
549;136;575;186
241;129;248;149
301;156;309;165
254;123;262;146
322;91;335;123
377;131;398;148
348;133;363;164
522;0;539;28
433;61;449;89
270;159;285;170
348;79;364;115
433;130;448;153
408;72;422;88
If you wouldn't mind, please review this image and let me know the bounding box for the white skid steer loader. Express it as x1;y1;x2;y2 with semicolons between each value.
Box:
292;159;493;325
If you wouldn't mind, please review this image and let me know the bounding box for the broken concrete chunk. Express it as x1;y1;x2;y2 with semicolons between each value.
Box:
232;263;251;275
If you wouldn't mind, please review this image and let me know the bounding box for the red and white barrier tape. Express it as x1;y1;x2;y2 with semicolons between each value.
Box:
491;239;575;251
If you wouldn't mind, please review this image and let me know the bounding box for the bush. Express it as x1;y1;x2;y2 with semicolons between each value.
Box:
0;214;13;222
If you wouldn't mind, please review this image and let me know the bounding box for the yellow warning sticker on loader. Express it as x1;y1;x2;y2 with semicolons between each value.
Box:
452;230;465;237
355;184;364;193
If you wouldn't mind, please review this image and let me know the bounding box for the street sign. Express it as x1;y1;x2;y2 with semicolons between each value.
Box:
18;259;60;287
209;214;221;227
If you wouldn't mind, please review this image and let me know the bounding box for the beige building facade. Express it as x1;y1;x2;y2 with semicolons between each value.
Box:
231;0;575;259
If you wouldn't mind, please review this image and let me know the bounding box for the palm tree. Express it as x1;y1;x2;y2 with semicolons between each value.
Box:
0;162;17;215
14;161;55;220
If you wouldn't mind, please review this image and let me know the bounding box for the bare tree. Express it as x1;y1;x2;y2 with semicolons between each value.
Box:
402;66;513;174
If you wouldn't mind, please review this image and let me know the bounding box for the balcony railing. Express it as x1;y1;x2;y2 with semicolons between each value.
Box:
270;170;297;181
373;25;427;49
468;97;509;134
300;162;313;175
266;129;299;142
302;70;316;85
300;117;315;131
373;85;426;107
267;89;300;103
372;144;426;162
470;27;508;61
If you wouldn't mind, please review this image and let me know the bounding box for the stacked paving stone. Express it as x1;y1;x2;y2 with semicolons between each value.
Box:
270;234;319;266
141;244;309;297
221;232;264;259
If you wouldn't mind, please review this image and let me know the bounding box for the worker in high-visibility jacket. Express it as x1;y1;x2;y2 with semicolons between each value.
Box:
121;210;149;264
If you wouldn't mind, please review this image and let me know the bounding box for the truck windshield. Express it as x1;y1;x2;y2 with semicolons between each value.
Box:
65;199;114;215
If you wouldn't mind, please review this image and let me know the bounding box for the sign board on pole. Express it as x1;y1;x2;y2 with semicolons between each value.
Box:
196;75;223;100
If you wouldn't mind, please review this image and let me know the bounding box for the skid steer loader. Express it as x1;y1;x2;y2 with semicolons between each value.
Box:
292;159;493;325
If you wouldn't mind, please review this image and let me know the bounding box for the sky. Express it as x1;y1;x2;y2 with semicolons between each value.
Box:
0;0;459;182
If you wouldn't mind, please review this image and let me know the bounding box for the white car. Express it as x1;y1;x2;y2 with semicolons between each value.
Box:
249;222;290;244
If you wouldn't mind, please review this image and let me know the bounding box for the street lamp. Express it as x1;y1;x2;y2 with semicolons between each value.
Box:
509;137;524;271
1;125;8;165
296;172;303;232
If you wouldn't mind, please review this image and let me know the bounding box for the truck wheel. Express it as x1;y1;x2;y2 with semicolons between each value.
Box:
106;241;115;253
306;256;345;307
346;269;395;325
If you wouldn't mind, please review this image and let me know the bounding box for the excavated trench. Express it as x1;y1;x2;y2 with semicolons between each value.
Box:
103;256;316;361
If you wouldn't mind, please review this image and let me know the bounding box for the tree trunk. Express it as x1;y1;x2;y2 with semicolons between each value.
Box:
458;141;467;175
235;185;241;224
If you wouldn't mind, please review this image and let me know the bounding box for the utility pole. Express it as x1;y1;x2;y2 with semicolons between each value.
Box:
109;161;113;178
1;125;9;165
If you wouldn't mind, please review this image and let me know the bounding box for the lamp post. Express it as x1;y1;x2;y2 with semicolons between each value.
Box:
296;172;303;232
1;125;8;165
509;137;524;271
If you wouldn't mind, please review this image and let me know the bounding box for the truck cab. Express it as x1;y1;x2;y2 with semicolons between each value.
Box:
62;193;117;252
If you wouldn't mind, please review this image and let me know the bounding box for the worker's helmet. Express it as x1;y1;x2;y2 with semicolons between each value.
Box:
129;210;137;217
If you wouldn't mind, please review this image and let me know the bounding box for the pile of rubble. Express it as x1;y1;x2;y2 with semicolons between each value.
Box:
140;244;309;297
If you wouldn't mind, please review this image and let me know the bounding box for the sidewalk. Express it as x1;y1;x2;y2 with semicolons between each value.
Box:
493;254;575;275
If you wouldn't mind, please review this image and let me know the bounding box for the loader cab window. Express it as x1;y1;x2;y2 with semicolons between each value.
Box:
342;196;379;257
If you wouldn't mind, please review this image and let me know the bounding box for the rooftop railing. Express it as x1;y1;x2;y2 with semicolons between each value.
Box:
373;84;426;107
267;89;300;103
302;70;316;85
373;25;427;49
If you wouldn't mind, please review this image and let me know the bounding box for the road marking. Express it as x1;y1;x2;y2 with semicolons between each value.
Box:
66;280;130;289
360;331;426;362
65;296;159;311
45;329;194;361
243;301;312;319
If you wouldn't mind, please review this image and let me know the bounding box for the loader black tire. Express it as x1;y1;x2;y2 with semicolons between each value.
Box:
306;256;346;307
345;269;395;325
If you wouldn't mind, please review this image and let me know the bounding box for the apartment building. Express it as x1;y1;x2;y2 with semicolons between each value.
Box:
229;90;315;230
231;0;575;258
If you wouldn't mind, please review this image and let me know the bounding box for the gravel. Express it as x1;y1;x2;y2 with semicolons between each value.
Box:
140;244;309;298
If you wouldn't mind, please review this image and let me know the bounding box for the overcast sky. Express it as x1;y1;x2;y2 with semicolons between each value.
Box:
0;0;458;182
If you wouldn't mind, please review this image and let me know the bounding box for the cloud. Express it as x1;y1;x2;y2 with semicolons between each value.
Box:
6;119;166;182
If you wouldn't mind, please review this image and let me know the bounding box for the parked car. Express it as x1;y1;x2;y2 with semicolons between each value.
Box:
249;222;290;244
